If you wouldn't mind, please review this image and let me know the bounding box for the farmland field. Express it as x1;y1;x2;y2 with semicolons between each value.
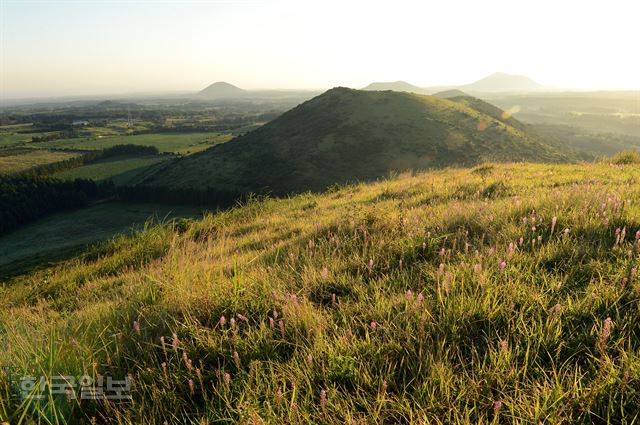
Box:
54;154;170;185
41;132;233;153
0;148;80;174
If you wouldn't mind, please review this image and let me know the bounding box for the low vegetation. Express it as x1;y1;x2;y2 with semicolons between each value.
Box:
609;150;640;165
2;162;640;423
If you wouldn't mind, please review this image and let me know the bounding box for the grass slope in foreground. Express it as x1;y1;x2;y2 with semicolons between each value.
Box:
143;88;570;194
2;162;640;423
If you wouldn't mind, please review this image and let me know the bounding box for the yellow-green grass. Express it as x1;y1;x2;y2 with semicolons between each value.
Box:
2;162;640;423
0;148;80;174
40;132;233;154
54;155;169;185
0;132;44;148
0;202;203;274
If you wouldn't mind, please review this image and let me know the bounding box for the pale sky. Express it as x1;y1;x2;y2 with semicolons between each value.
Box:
1;0;639;99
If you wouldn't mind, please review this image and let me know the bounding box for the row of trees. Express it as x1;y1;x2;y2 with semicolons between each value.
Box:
0;176;115;235
19;144;159;177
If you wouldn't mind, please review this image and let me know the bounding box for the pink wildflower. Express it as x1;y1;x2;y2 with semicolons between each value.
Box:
321;267;329;280
172;333;179;351
320;389;327;411
499;339;508;352
133;321;140;334
370;321;377;331
499;260;506;272
600;317;613;349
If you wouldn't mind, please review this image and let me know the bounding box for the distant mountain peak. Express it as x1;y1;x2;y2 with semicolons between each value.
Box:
198;81;246;98
462;72;545;93
362;81;425;93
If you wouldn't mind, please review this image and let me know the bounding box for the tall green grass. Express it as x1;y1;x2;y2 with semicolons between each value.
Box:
2;162;640;423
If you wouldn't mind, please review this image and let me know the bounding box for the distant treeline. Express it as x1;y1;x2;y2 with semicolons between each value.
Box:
0;175;114;235
17;144;159;177
117;185;241;208
31;130;78;143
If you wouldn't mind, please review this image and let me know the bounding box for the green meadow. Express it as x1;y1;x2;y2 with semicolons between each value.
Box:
41;132;233;154
0;148;80;174
2;162;640;423
54;155;170;185
0;202;203;277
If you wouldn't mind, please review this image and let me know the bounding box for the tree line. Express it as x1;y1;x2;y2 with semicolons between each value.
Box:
0;144;159;235
17;144;159;177
0;175;115;235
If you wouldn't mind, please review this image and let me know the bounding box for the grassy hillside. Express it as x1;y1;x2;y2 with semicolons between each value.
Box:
143;88;569;194
2;162;640;423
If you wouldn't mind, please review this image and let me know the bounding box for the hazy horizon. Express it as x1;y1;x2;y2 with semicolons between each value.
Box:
1;0;639;100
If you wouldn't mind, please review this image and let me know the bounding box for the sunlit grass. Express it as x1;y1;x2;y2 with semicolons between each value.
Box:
2;162;640;423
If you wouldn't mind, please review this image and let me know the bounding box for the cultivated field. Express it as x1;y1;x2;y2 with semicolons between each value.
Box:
41;132;232;154
54;155;169;185
0;148;80;174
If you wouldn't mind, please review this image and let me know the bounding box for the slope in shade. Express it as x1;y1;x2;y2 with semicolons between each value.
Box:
144;88;568;194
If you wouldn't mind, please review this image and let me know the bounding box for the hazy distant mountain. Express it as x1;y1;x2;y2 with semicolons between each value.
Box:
362;81;427;94
365;73;547;96
433;89;469;98
143;88;569;194
460;72;545;93
198;82;246;99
